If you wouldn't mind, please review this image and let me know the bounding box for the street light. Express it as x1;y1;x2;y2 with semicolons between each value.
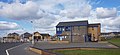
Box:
31;21;35;45
32;33;34;44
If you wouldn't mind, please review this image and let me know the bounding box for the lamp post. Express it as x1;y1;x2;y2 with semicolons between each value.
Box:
31;21;35;45
32;33;34;44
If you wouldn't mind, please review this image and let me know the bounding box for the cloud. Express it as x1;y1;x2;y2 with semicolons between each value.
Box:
96;7;117;18
88;16;120;32
0;0;92;19
0;1;39;20
0;21;19;30
0;0;120;35
59;0;92;18
31;12;57;28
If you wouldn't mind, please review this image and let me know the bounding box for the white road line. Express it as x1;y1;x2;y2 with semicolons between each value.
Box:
5;43;28;55
6;50;9;55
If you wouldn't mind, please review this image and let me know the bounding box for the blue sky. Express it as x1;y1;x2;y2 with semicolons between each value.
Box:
0;0;120;37
90;0;120;7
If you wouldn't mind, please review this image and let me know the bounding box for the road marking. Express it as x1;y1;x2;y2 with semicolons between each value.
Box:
6;50;9;55
5;43;28;55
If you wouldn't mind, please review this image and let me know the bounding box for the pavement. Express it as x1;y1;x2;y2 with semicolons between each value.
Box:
0;42;23;55
33;42;118;50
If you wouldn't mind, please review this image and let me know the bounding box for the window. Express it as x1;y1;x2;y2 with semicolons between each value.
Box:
68;27;71;31
64;36;67;38
57;28;60;31
65;27;71;31
59;28;61;31
92;27;94;30
62;28;65;31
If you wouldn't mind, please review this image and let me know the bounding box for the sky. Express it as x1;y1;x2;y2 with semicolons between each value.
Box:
0;0;120;37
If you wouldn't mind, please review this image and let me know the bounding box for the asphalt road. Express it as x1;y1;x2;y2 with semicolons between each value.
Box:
0;42;23;55
8;43;40;55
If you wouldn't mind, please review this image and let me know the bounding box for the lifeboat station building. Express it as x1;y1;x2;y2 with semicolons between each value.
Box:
56;20;101;43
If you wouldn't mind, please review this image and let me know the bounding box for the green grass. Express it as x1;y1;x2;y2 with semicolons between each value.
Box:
108;38;120;46
52;38;120;55
53;49;120;55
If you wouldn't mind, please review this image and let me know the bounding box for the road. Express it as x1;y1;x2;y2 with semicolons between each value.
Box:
0;42;23;55
0;42;40;55
8;43;40;55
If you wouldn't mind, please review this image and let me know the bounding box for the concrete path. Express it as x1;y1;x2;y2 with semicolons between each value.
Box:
34;42;118;50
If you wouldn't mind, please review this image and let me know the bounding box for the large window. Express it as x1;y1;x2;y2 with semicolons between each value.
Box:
92;27;94;30
62;28;65;31
60;28;63;31
57;28;60;31
57;27;71;31
57;27;63;31
65;27;71;31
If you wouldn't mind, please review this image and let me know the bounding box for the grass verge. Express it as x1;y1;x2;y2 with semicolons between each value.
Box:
52;49;120;55
52;38;120;55
108;38;120;47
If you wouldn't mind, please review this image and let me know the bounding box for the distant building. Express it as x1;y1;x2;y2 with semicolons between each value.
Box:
100;33;111;40
41;34;51;41
21;32;32;42
34;32;42;41
100;32;120;40
110;32;120;37
56;20;101;43
100;32;120;39
3;32;20;42
33;32;51;41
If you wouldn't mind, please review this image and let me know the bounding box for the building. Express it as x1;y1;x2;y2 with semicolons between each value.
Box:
88;23;101;41
33;32;51;41
100;32;120;40
100;33;111;40
56;20;101;43
34;32;42;41
21;32;32;42
56;20;88;43
3;32;20;42
110;32;120;38
40;34;51;41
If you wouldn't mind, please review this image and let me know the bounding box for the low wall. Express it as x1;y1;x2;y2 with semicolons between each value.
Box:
29;47;42;55
29;47;100;55
48;41;69;44
29;47;60;55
